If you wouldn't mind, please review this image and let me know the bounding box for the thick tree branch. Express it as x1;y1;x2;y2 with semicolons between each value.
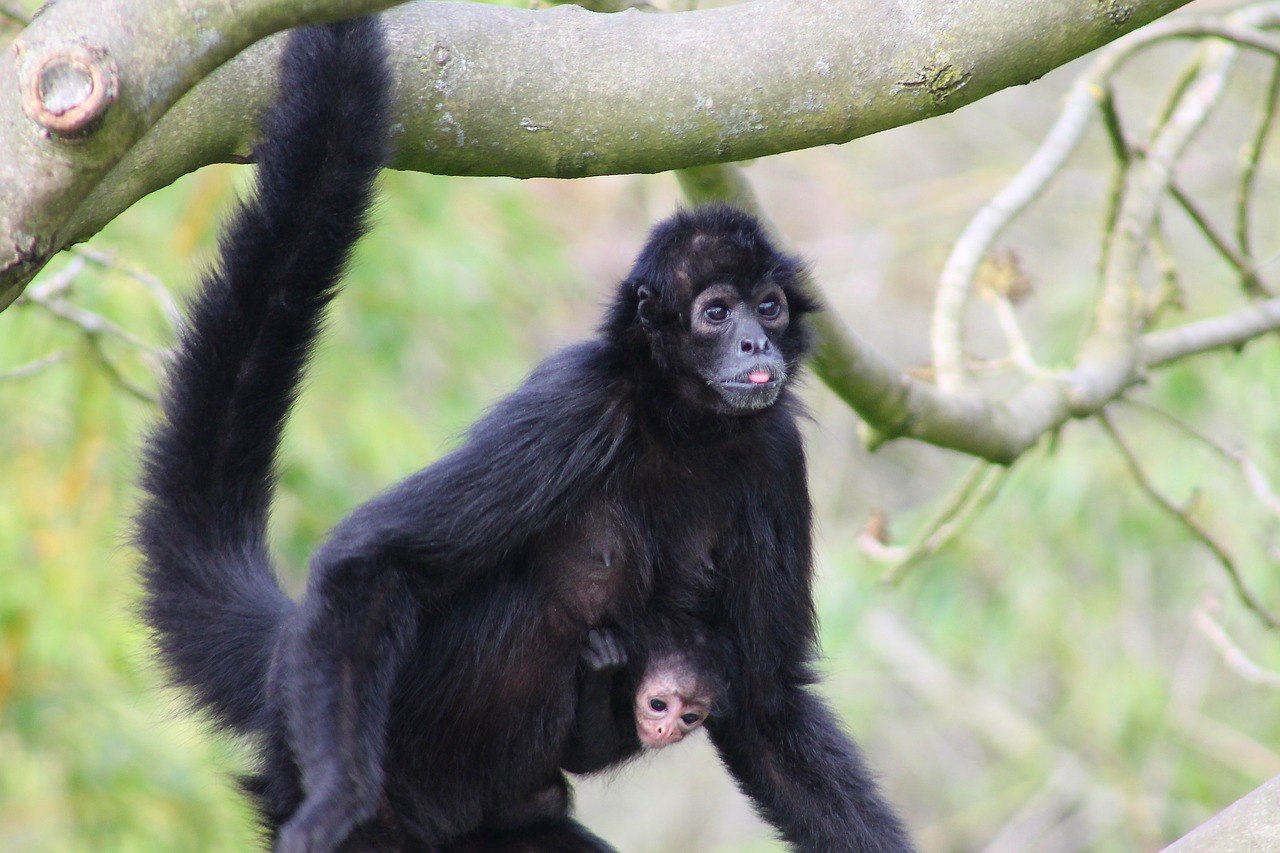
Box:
1;0;1194;306
0;0;409;309
1164;775;1280;851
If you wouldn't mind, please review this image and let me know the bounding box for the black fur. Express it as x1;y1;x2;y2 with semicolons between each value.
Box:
135;18;389;735
135;16;914;853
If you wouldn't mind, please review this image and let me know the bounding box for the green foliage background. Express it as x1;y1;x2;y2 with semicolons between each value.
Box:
3;5;1280;852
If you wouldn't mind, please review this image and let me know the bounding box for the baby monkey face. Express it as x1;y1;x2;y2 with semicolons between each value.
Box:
633;655;712;749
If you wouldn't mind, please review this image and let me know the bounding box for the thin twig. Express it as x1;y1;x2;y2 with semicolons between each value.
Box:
85;336;158;403
1236;59;1280;262
0;351;71;382
71;247;181;330
1142;225;1185;327
1193;605;1280;687
15;254;166;401
22;256;85;302
28;295;166;355
1097;410;1279;629
880;462;1010;583
986;295;1042;376
1168;182;1269;296
1120;398;1280;519
1096;84;1133;283
1145;47;1206;141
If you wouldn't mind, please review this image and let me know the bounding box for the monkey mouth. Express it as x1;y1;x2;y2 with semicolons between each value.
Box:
719;365;785;389
711;364;787;412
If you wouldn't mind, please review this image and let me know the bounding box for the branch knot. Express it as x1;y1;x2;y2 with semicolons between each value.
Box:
19;40;118;138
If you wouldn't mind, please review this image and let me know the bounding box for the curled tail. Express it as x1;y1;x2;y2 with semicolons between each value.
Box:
135;18;392;733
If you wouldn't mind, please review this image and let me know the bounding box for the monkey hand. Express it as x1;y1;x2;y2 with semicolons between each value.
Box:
582;628;626;674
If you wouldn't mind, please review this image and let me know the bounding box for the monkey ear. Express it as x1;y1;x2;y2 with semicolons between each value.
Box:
636;285;656;329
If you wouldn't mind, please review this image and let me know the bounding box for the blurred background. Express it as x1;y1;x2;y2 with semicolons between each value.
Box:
2;0;1279;850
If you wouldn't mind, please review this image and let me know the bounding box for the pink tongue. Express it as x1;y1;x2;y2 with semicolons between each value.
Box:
748;370;771;385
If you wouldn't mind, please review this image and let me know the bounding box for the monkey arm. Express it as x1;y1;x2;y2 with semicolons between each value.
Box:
562;629;633;774
277;566;419;853
709;409;915;852
708;688;913;853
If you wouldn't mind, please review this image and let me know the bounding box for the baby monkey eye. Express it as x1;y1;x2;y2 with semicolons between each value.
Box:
680;712;702;726
703;304;730;323
758;299;781;319
649;698;668;712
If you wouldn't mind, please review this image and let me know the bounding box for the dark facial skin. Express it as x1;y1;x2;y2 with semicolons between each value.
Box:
617;216;816;424
687;282;790;413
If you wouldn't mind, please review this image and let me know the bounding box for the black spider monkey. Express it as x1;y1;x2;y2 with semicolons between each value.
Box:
135;14;914;853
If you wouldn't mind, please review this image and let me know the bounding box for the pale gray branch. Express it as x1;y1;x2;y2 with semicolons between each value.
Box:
0;0;410;308
931;10;1280;391
1193;607;1280;688
1;0;1196;305
1140;297;1280;367
1163;775;1280;851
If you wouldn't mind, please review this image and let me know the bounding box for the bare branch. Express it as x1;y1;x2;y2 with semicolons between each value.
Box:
1139;297;1280;367
23;288;165;355
1120;398;1280;520
1164;775;1280;851
1097;410;1279;630
879;462;1010;583
1142;224;1185;327
1236;60;1280;261
71;246;179;330
1193;605;1280;688
1168;182;1270;296
988;296;1042;376
1;0;1201;304
15;252;165;400
931;11;1280;392
0;350;71;382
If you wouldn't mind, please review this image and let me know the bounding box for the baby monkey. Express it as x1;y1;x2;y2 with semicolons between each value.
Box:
563;621;731;773
475;621;731;841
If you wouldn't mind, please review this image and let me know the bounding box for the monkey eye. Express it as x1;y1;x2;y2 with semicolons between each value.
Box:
702;304;730;324
680;712;702;726
758;299;781;320
649;698;668;712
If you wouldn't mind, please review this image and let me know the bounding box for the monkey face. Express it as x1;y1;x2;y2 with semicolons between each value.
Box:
686;281;791;413
621;205;816;417
633;663;712;749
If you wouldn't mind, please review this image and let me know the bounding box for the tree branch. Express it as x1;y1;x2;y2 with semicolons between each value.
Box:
1097;411;1279;630
932;12;1280;393
1164;775;1280;851
1;0;1196;305
0;0;410;309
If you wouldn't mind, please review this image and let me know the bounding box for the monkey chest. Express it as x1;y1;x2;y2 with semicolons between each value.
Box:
533;504;641;631
536;496;724;631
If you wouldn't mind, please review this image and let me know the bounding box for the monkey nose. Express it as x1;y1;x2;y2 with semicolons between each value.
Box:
738;337;770;354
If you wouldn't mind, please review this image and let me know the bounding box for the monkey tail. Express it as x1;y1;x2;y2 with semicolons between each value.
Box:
134;18;392;733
